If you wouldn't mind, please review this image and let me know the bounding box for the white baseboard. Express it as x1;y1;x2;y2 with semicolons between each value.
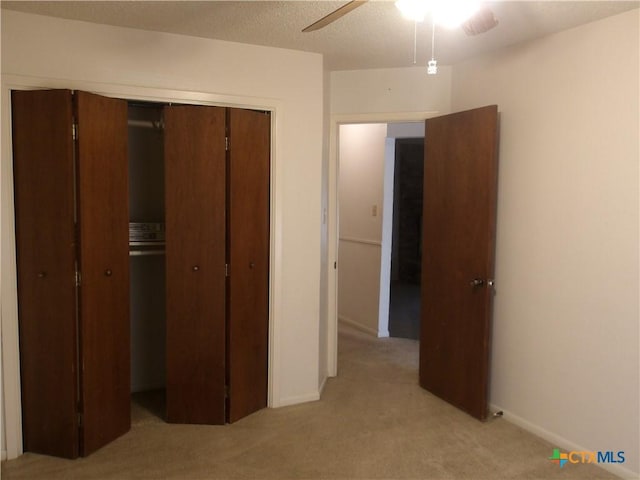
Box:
277;391;320;408
490;404;639;479
339;316;382;337
318;375;328;397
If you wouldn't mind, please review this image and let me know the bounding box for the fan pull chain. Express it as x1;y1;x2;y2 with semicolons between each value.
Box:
413;20;418;65
431;17;435;60
428;16;438;74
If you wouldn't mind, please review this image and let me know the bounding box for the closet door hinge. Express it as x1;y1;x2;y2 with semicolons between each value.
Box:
75;271;82;287
225;136;230;151
77;412;83;427
72;123;78;141
225;264;230;277
225;385;230;398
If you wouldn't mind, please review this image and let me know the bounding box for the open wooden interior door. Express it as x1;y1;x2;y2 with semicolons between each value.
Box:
419;105;499;421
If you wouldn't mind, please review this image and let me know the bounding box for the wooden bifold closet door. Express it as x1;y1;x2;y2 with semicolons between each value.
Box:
12;89;79;459
164;105;227;424
75;91;131;455
164;106;271;425
227;108;270;423
12;90;271;459
12;89;130;459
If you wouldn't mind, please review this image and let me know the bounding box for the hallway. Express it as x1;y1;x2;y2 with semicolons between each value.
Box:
388;281;421;340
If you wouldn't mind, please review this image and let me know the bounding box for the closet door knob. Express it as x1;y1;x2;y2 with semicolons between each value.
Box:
105;269;113;277
37;271;47;278
249;262;255;269
192;265;200;272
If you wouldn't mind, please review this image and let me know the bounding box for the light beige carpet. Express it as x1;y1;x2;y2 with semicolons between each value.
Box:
1;325;619;479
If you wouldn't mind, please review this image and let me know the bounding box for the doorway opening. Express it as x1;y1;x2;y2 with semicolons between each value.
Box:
336;122;424;342
331;107;499;422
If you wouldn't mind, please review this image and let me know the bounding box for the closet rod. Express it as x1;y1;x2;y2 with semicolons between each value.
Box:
129;249;165;257
128;119;164;130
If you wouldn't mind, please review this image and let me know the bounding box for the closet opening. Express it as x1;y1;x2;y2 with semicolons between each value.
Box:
128;102;167;423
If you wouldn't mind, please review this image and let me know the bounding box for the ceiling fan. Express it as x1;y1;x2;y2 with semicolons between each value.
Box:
302;0;499;36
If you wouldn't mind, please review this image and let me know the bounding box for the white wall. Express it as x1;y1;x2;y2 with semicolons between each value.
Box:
387;122;425;139
451;9;639;477
1;10;324;459
338;124;388;336
331;66;452;116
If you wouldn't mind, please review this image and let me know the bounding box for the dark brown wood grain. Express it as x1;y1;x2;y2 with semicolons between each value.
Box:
164;105;227;425
419;105;499;421
12;89;79;458
227;108;270;423
75;91;131;455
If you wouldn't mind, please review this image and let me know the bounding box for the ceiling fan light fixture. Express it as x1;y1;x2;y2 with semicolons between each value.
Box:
395;0;429;22
462;7;499;35
433;1;482;29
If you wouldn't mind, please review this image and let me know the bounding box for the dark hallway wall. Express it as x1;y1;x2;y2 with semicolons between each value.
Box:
391;138;424;285
389;138;424;340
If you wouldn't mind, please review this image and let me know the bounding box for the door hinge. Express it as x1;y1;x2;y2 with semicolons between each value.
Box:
334;261;337;270
225;385;230;398
75;271;81;287
225;264;230;277
225;136;230;151
72;123;78;140
77;412;83;427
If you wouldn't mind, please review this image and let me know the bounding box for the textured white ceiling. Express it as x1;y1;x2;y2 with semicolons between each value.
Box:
2;1;638;70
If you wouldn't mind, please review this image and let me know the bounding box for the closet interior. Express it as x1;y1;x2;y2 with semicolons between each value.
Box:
128;103;167;419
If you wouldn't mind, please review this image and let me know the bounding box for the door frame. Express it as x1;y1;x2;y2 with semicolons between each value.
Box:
326;111;440;377
1;75;283;459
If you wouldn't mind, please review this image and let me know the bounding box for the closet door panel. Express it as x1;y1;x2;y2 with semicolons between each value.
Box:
228;108;270;423
12;89;79;458
164;105;226;425
75;91;131;455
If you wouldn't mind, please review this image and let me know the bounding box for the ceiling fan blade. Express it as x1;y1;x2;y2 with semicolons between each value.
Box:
462;7;499;36
302;0;368;32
